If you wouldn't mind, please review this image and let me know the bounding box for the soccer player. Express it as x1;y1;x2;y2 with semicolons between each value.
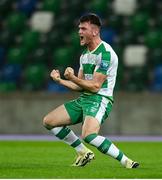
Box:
43;13;139;168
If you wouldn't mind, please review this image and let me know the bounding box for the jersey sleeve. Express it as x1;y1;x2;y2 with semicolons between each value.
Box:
96;51;111;75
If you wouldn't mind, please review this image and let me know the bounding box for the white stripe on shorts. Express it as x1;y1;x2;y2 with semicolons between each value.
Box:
95;97;109;124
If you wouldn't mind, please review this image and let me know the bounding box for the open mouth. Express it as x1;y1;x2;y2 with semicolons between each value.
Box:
80;36;84;41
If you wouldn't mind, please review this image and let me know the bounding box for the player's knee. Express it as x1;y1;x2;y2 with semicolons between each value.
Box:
43;115;48;125
43;115;53;130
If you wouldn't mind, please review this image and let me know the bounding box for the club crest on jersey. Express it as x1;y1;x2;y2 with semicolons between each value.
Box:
100;60;109;70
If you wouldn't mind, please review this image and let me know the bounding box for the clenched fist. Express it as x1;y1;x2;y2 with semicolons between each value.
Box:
64;67;74;79
50;69;61;82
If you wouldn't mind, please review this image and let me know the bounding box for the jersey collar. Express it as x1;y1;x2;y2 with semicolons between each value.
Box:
87;41;103;54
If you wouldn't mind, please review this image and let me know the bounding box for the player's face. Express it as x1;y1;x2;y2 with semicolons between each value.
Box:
78;22;94;46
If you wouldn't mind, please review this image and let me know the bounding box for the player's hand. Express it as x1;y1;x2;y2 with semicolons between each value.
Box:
64;67;74;79
50;69;61;82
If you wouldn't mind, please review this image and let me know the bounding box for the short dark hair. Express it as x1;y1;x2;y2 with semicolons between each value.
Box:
79;13;102;27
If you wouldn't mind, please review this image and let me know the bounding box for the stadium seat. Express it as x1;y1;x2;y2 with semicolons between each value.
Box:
131;12;149;34
21;30;40;50
88;0;110;15
52;47;73;67
0;81;17;92
136;0;155;15
119;30;136;45
46;29;63;48
113;0;137;15
29;46;49;65
7;47;28;64
0;29;14;47
147;48;162;66
123;45;148;67
144;30;162;49
1;64;22;82
23;64;48;90
0;47;6;66
65;0;85;14
115;63;124;90
16;0;38;16
113;45;124;61
151;65;162;91
0;0;12;16
157;14;162;30
101;27;116;45
42;0;61;14
69;31;80;51
30;11;54;33
5;12;27;33
47;80;69;93
54;12;74;32
123;67;148;91
107;15;123;30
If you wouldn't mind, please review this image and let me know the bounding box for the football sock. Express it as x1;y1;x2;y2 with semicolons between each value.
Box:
84;133;128;166
51;126;87;154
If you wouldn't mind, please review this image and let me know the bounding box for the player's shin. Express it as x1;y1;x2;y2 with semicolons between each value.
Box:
50;126;88;154
84;133;129;166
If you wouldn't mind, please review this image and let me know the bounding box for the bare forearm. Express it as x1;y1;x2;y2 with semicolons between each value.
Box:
59;79;83;92
64;68;106;93
70;75;99;93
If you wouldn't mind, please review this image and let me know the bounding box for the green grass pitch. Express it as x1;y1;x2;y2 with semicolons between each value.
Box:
0;141;162;178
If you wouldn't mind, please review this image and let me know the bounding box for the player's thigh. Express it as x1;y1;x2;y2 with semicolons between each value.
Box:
81;95;113;138
43;104;71;127
81;116;100;138
64;99;83;125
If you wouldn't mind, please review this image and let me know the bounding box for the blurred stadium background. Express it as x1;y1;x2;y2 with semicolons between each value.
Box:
0;0;162;137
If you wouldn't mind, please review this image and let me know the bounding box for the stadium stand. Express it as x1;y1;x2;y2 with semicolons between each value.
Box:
0;0;162;92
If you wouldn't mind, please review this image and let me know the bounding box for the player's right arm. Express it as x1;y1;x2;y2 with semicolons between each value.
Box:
50;69;83;92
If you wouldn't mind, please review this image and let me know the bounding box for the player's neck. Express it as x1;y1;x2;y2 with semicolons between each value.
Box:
87;37;102;52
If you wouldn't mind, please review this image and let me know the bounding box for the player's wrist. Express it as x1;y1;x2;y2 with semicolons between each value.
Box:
69;74;76;80
55;77;61;83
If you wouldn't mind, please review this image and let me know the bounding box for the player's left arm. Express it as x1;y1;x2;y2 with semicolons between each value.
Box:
65;51;110;93
66;69;107;93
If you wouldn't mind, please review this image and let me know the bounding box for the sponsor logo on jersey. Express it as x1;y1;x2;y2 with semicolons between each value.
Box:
100;60;109;70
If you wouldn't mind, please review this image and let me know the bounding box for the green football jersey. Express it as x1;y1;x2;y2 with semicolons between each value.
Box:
79;41;118;99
